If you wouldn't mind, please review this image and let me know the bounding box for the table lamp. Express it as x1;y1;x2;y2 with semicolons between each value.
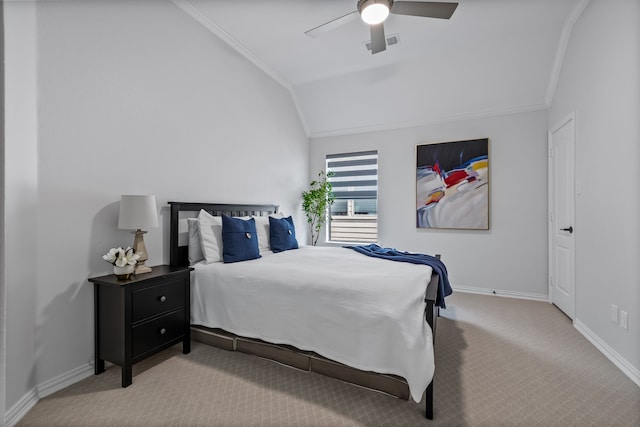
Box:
118;195;159;274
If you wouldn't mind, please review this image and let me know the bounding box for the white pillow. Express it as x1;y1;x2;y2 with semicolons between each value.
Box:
197;209;223;264
253;213;285;253
253;216;270;253
187;218;204;265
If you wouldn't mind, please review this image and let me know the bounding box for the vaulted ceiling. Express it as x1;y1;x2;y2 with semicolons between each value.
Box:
173;0;587;136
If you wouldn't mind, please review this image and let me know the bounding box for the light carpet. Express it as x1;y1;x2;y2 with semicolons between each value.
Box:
17;292;640;426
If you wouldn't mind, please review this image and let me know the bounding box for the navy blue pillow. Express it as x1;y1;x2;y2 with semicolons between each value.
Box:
221;215;261;263
269;216;299;253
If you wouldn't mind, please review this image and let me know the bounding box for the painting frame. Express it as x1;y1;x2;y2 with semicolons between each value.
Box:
416;138;489;230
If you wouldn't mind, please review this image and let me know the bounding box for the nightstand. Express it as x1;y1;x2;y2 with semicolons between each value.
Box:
89;265;193;387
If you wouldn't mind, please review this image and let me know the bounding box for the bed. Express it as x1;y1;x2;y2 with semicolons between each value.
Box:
169;202;444;419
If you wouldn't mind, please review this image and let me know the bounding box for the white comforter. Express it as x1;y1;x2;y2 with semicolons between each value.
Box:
191;245;434;402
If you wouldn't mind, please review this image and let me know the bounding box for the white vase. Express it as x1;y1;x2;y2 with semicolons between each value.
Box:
113;264;135;280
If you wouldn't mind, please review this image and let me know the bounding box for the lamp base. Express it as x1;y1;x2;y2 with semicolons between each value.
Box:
131;229;152;275
134;263;152;275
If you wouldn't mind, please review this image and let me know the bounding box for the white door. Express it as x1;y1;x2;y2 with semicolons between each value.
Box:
549;115;575;319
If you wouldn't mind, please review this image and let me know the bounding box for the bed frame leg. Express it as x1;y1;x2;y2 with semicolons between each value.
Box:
425;380;434;419
424;258;439;420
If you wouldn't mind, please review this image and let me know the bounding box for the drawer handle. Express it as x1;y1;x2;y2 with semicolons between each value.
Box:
160;328;167;335
159;295;167;303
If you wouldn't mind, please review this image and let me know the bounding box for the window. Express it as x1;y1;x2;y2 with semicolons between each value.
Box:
326;151;378;243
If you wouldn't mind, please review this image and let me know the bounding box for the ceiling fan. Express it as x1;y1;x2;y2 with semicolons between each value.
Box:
305;0;458;54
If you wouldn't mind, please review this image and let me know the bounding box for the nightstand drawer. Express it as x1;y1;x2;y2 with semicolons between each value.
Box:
91;265;192;387
132;309;185;358
131;279;185;322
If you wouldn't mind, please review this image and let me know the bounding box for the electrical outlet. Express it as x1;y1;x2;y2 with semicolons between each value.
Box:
620;311;629;330
611;304;619;324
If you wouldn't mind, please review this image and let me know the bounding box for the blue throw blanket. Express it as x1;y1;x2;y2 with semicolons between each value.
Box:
345;244;452;309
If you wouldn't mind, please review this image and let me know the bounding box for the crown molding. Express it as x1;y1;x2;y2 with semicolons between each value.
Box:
545;0;590;107
170;0;310;136
171;0;579;139
170;0;291;91
309;103;548;139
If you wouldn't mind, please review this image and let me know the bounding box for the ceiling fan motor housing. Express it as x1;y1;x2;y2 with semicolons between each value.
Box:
307;0;458;54
357;0;394;21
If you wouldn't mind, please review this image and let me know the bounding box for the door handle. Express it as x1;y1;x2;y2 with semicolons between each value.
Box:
561;226;573;234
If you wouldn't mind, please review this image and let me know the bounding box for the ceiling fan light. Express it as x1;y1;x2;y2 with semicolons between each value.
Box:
360;1;390;25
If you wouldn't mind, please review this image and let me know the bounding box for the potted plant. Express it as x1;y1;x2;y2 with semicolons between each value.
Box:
302;171;335;246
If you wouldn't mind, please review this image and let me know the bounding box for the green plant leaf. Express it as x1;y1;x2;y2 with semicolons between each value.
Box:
301;170;335;246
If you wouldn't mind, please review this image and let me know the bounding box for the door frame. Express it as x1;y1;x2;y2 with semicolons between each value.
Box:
548;112;576;317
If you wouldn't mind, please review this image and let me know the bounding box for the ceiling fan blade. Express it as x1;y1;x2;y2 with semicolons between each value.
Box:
391;1;458;19
305;10;359;38
370;23;386;54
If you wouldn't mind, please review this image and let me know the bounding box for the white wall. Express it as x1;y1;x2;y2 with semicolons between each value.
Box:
297;55;549;137
3;0;39;418
4;0;637;423
310;110;549;299
549;0;640;379
3;0;308;418
0;0;4;417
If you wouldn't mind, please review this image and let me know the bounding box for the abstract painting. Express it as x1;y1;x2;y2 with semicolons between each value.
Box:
416;138;489;229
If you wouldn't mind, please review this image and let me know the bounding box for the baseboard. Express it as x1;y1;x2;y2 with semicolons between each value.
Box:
574;319;640;388
453;285;549;302
453;286;640;387
5;362;94;427
5;388;38;427
37;362;94;398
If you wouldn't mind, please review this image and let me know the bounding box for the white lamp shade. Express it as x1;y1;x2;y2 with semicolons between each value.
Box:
118;195;159;230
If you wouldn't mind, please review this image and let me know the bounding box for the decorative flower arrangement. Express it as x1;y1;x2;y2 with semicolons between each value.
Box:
103;247;139;280
102;247;140;267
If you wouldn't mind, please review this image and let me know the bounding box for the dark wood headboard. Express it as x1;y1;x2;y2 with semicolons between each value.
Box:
168;202;279;267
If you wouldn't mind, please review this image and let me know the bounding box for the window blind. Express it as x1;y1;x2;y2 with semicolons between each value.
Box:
326;150;378;200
